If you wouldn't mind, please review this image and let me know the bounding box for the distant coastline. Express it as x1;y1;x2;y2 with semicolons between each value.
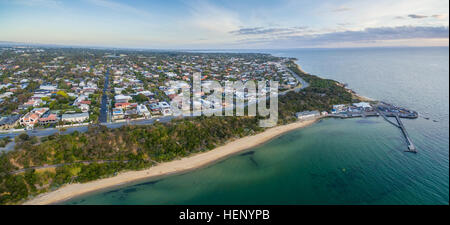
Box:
23;117;321;205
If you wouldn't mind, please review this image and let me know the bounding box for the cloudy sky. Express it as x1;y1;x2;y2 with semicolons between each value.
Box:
0;0;448;49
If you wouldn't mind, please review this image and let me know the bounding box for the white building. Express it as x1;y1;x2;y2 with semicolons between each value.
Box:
112;108;124;120
115;94;132;103
0;92;13;99
295;110;320;120
136;91;154;97
159;101;172;116
114;87;124;94
137;104;151;118
159;101;171;109
39;85;58;91
61;112;89;123
79;104;90;113
39;84;57;91
353;102;372;109
332;104;347;114
165;72;177;78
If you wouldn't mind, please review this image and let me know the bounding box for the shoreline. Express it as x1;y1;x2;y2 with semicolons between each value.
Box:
23;117;321;205
294;63;374;102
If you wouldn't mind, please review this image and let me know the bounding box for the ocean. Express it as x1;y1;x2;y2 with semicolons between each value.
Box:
63;47;449;205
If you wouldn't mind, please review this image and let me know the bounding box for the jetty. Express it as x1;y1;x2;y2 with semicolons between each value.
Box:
374;102;418;153
379;110;400;128
394;115;417;153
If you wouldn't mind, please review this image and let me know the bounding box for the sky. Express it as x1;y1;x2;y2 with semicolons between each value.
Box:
0;0;448;49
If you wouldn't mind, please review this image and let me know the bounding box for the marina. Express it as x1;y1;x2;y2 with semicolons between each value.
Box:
329;101;418;153
375;102;418;153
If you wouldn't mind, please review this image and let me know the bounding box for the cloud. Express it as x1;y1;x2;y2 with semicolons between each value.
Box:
337;23;353;27
432;14;448;19
397;13;448;20
186;1;241;34
332;7;351;12
408;14;428;19
239;26;449;47
230;26;308;36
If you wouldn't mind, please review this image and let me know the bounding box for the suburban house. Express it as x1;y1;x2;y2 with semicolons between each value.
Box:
23;99;44;108
38;113;58;125
39;84;57;91
79;104;90;113
20;108;49;127
149;103;161;114
0;114;21;129
114;102;137;109
112;108;124;120
137;104;151;118
20;113;40;127
136;90;154;97
115;94;132;103
159;101;172;116
61;112;89;123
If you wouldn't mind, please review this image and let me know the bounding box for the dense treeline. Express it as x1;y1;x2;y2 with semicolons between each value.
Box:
277;61;354;123
0;116;264;204
0;61;355;204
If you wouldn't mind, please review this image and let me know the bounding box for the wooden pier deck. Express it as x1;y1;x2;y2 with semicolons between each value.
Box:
394;115;417;153
374;106;417;153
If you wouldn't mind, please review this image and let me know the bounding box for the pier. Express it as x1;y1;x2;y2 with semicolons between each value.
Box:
395;115;417;153
374;102;418;153
378;110;400;128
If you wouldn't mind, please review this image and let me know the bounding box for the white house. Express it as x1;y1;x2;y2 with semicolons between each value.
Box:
61;112;89;123
79;104;90;113
115;94;132;103
112;108;124;120
136;90;154;97
137;104;151;118
0;92;13;99
159;101;172;116
39;84;57;91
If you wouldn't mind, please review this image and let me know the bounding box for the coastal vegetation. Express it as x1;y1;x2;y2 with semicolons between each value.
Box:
0;137;11;148
0;61;355;204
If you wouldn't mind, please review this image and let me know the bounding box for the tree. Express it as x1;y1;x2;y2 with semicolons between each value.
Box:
56;90;69;99
16;133;30;142
133;93;148;104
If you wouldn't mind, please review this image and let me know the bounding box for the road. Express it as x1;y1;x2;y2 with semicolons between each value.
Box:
283;65;310;90
99;68;110;123
0;63;309;140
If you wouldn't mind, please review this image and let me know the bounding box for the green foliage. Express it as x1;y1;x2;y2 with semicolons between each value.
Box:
132;93;148;104
58;80;71;90
0;137;11;148
56;90;69;99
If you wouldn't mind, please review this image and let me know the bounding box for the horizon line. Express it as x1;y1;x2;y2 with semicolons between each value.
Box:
1;40;448;52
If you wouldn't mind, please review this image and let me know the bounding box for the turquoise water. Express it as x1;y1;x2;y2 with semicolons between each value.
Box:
64;47;449;205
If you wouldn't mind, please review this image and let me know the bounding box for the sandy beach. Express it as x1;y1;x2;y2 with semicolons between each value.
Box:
23;118;320;205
